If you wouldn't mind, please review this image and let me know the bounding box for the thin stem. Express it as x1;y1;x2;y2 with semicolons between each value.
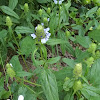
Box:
12;30;29;70
23;84;36;94
0;53;13;99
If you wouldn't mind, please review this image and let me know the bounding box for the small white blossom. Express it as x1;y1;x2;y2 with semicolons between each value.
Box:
53;0;64;4
47;18;50;21
41;23;44;26
10;63;13;67
18;95;24;100
31;24;51;44
41;28;51;44
31;33;36;39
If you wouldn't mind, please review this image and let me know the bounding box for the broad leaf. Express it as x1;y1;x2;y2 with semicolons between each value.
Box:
40;69;59;100
88;29;100;42
9;0;18;10
47;56;61;64
15;26;34;34
0;6;19;19
10;55;23;71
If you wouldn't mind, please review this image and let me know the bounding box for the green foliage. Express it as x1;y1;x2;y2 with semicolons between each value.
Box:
0;0;100;99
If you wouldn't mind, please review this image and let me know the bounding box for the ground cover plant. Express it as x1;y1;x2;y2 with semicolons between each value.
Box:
0;0;100;100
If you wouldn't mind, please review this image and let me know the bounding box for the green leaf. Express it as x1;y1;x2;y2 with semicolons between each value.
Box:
75;51;90;62
88;29;100;42
76;36;91;48
9;0;18;10
64;91;74;100
0;6;19;19
19;36;35;57
89;59;100;87
47;56;61;64
40;69;59;100
36;0;50;3
15;26;33;34
54;67;73;81
62;58;75;67
47;38;67;46
16;71;33;77
81;84;100;99
86;6;98;18
63;79;74;91
10;55;23;72
0;30;7;39
41;45;47;60
1;91;10;99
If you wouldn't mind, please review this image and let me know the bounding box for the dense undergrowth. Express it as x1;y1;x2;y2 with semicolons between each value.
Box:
0;0;100;100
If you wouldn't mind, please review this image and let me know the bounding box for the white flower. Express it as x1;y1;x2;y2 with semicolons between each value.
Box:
18;95;24;100
41;23;44;26
53;0;64;4
54;0;58;4
41;28;51;44
10;63;13;67
47;18;50;21
31;33;36;39
31;24;51;44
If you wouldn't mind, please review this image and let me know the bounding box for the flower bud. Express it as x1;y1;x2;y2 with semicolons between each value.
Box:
6;16;12;28
7;67;15;80
43;17;49;27
89;26;93;30
73;80;82;93
88;43;97;55
66;31;71;39
97;8;100;16
73;63;82;78
36;25;45;40
47;7;51;14
38;9;43;16
24;3;29;13
17;34;22;39
95;51;100;59
64;77;70;81
85;57;94;67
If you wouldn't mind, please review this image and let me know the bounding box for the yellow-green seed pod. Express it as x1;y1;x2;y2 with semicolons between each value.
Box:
36;25;45;39
73;80;82;93
38;9;43;16
66;31;71;38
96;8;100;16
73;63;82;78
88;43;97;55
95;51;100;59
89;26;93;30
85;57;94;67
6;16;12;28
24;3;29;13
6;63;11;68
64;77;70;81
47;7;51;14
7;67;15;80
17;34;22;39
43;17;48;27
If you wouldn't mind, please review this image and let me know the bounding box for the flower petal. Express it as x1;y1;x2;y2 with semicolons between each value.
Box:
18;95;24;100
44;28;50;34
54;0;58;4
41;23;44;26
46;32;51;38
41;38;46;44
47;18;50;21
31;33;36;39
10;63;13;67
59;1;62;4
